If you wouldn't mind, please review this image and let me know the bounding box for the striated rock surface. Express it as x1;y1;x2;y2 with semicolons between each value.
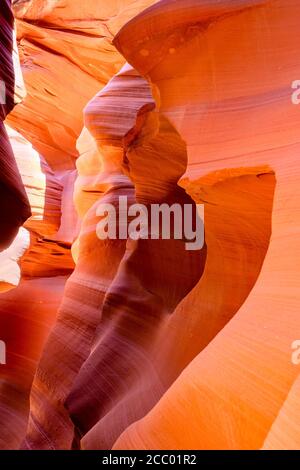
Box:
66;65;207;450
0;125;74;446
112;0;300;450
262;374;300;450
0;228;30;293
21;62;205;450
0;0;30;250
0;276;68;449
7;0;157;169
1;0;300;452
1;0;73;444
0;0;25;117
4;125;75;280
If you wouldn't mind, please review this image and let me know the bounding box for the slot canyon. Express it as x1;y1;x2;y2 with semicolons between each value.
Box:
0;0;299;451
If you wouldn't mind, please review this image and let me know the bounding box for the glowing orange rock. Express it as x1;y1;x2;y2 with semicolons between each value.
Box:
262;375;300;450
22;56;206;450
3;125;75;280
112;0;300;450
0;126;73;446
2;0;299;452
0;0;30;250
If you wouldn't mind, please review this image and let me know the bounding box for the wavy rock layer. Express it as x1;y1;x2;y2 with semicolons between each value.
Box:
112;0;300;450
22;57;207;449
2;126;75;282
7;0;157;169
262;376;300;450
1;0;300;452
0;276;67;450
0;125;74;446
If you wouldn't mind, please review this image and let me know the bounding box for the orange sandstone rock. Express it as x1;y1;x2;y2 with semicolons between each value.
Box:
262;374;300;450
111;0;300;450
4;125;75;279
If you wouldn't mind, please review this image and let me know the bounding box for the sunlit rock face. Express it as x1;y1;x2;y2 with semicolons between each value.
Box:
262;376;300;450
5;125;75;279
0;1;157;450
1;0;300;452
7;0;157;169
0;276;68;450
0;127;74;448
0;0;30;250
0;125;75;292
111;0;300;450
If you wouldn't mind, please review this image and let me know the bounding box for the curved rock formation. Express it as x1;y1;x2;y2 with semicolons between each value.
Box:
22;60;206;449
0;276;68;450
111;0;300;450
3;125;75;280
0;227;29;293
1;0;300;452
262;374;300;450
0;125;74;447
7;0;157;169
0;0;30;250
